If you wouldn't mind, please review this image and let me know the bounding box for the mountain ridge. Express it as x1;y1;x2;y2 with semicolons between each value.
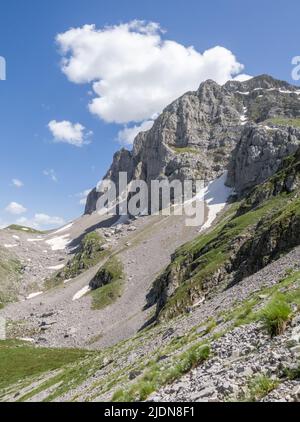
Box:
85;74;300;214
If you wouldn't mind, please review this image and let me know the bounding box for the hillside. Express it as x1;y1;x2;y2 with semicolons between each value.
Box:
1;75;300;402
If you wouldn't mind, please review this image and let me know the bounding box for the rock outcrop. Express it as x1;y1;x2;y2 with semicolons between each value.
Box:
85;75;300;214
227;125;300;195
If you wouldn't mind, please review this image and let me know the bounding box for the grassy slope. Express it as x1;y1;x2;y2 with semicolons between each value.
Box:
6;224;45;234
0;340;89;391
91;256;124;310
0;248;22;307
1;268;299;402
45;232;107;289
264;117;300;128
149;148;300;321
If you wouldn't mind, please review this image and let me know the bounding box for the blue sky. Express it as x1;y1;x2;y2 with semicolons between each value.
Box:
0;0;299;229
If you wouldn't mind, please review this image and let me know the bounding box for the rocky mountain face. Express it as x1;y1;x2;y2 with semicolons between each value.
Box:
227;125;300;195
85;74;300;214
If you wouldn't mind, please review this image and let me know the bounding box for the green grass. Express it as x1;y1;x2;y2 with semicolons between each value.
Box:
284;364;300;380
246;375;279;401
45;232;107;289
264;117;300;128
171;146;199;154
0;340;89;390
259;294;292;337
0;251;22;306
6;224;45;234
112;343;210;402
91;256;124;310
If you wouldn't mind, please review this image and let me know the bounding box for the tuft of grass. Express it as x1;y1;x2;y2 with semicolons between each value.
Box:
112;343;210;402
247;375;279;401
259;294;292;337
91;256;124;310
284;364;300;380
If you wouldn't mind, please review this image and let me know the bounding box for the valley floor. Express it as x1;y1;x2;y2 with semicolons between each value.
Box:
0;211;201;349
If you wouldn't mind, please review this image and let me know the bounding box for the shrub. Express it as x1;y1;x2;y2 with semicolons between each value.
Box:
260;294;292;337
248;375;279;401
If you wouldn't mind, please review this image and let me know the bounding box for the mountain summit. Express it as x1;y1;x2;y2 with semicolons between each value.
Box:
85;75;300;214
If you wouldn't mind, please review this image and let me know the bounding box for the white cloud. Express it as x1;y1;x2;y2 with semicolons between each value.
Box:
12;178;24;188
0;218;9;229
43;169;58;183
48;120;92;147
5;202;27;215
17;214;65;230
117;120;154;145
56;20;249;125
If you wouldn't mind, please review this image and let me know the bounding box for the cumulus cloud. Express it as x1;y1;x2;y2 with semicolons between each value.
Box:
48;120;92;147
56;20;249;125
117;120;154;145
17;214;65;230
43;169;58;183
5;202;27;215
12;178;24;188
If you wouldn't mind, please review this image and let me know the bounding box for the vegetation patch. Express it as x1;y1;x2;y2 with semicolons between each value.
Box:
245;375;279;401
0;340;89;391
259;294;292;337
6;224;45;234
91;256;124;310
45;232;107;289
264;117;300;128
112;343;210;402
0;250;22;306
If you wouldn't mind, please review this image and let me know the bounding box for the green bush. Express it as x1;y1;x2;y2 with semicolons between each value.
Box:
248;375;279;401
260;294;292;337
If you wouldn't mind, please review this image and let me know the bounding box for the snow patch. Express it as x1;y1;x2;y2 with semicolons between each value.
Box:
26;292;43;300
200;172;232;232
52;223;73;235
64;278;72;284
27;238;44;243
12;235;20;240
17;337;35;343
46;234;71;251
47;264;65;271
72;285;91;301
240;106;248;125
4;244;18;248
